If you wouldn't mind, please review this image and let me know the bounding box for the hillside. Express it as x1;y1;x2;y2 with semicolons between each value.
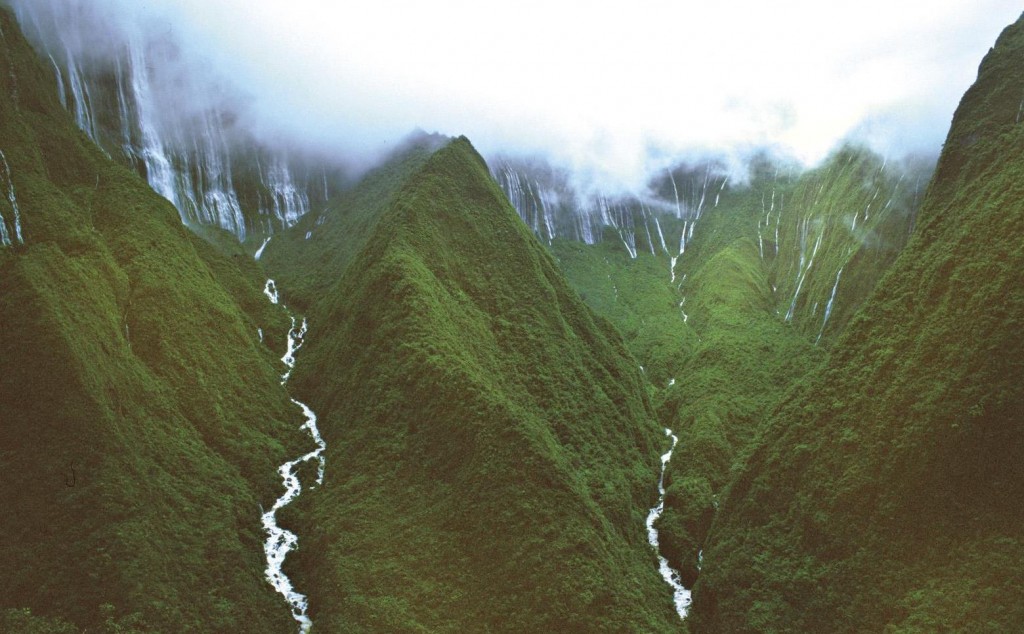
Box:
690;13;1024;633
0;8;304;631
4;1;1023;631
260;137;685;632
542;144;924;590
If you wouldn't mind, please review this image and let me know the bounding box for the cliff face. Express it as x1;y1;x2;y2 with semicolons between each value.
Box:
5;1;1023;631
690;13;1024;633
10;0;344;241
0;8;304;631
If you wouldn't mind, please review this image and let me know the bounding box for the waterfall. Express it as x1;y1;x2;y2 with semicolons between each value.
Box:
816;267;844;343
255;236;272;260
262;156;310;228
264;279;280;304
16;1;322;240
0;149;23;246
646;428;690;619
126;36;180;214
494;160;727;262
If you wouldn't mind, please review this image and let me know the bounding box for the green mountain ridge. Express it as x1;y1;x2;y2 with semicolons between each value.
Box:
0;7;304;631
543;142;924;590
261;137;684;632
689;12;1024;633
4;3;1024;632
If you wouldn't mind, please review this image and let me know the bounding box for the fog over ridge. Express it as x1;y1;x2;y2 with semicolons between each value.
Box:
8;0;1022;197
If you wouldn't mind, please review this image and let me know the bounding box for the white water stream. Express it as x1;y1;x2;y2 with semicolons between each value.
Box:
254;236;272;260
0;148;23;246
261;279;326;633
646;428;691;620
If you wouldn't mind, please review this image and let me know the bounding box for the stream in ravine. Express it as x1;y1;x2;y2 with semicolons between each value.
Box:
261;279;326;633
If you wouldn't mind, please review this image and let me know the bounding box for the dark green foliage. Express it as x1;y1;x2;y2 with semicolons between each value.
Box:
0;9;302;631
262;138;685;632
258;132;446;314
550;237;696;388
691;12;1024;633
2;606;147;634
4;0;1018;629
549;161;925;590
761;146;924;343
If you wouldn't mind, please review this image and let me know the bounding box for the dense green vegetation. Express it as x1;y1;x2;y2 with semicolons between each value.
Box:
550;235;696;388
257;137;685;632
545;144;924;592
257;133;446;313
761;147;923;343
0;9;301;631
5;0;1023;629
690;13;1024;632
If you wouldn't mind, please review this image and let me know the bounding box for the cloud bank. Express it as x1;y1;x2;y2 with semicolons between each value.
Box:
11;0;1024;192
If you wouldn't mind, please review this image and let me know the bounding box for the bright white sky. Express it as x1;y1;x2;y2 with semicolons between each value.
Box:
95;1;1024;190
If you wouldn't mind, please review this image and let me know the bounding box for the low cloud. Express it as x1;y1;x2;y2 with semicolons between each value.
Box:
9;0;1023;194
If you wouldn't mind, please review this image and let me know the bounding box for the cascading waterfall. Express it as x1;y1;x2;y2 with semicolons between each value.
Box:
264;279;280;304
667;166;724;284
255;236;272;260
47;54;66;107
785;216;825;322
603;197;639;259
758;187;781;261
773;152;913;334
493;163;566;244
652;214;668;254
494;161;726;266
190;109;246;236
113;55;134;162
280;316;308;383
16;1;324;240
260;279;326;633
816;266;844;343
125;35;180;214
646;428;690;619
262;156;311;228
641;205;657;256
714;176;728;207
62;47;101;143
0;149;24;246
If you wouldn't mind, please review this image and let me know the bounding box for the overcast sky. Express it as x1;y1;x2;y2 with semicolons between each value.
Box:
19;0;1024;191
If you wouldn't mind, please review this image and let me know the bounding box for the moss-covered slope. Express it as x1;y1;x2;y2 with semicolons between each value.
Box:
0;9;301;631
263;137;683;632
760;147;923;343
691;12;1024;633
545;149;919;591
257;132;446;314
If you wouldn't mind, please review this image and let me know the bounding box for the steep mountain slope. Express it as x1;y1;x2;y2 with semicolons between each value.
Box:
543;145;924;592
260;138;685;632
650;191;825;589
257;132;445;313
0;9;304;631
691;13;1024;632
530;146;924;351
10;0;343;240
757;148;924;343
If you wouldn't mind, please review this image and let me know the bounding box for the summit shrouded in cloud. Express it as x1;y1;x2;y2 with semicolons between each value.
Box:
12;0;1023;192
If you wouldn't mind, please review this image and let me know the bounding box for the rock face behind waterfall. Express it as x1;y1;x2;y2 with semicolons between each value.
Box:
11;0;343;240
0;8;303;632
690;13;1024;633
258;137;685;632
